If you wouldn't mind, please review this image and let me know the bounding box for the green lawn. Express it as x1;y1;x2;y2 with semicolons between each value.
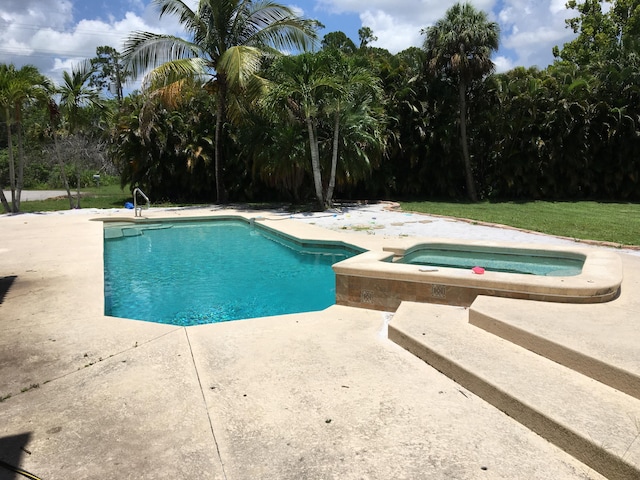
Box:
18;184;132;213
400;200;640;246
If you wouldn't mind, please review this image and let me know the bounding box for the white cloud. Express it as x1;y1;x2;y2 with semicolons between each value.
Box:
0;0;73;62
320;0;495;20
320;0;497;27
0;0;582;87
549;0;568;15
317;0;577;69
0;0;73;28
493;55;515;73
0;1;188;88
2;37;33;57
316;0;499;53
360;10;422;53
289;4;306;18
51;57;79;74
498;0;575;68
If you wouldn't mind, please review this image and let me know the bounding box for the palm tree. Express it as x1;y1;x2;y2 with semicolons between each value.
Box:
58;60;102;134
422;2;499;201
266;51;386;208
241;112;309;202
0;65;21;213
0;64;50;213
323;52;385;206
266;52;339;208
56;60;102;208
123;0;317;204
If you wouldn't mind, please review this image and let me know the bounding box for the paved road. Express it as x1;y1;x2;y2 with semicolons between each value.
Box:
2;190;72;201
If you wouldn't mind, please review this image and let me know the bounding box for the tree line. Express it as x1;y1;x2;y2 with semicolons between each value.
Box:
1;0;639;213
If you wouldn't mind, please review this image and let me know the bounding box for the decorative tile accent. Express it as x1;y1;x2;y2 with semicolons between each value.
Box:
431;284;447;299
361;289;374;304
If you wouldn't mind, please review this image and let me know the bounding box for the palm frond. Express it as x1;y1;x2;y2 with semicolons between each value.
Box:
153;0;201;29
217;45;262;89
142;57;209;91
236;1;318;51
123;31;204;79
255;20;319;52
226;73;269;124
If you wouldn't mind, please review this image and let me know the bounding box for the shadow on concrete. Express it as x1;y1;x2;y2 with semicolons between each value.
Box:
0;432;32;480
0;276;16;305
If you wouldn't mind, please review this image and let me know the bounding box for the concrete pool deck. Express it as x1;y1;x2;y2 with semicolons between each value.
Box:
0;205;638;479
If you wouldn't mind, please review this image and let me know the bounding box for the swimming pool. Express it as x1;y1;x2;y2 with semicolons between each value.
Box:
103;218;363;325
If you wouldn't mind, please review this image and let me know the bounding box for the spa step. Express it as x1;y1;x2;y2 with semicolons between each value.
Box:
469;295;640;401
389;302;640;480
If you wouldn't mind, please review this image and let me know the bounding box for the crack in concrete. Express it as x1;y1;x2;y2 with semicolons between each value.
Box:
184;328;228;480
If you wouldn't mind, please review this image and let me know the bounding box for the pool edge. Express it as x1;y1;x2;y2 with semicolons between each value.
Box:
333;240;622;309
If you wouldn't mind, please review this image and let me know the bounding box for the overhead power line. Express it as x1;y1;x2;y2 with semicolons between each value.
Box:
2;21;135;39
0;45;121;59
0;21;181;61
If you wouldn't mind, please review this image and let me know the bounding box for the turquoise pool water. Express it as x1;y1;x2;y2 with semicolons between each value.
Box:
399;245;584;276
104;219;362;325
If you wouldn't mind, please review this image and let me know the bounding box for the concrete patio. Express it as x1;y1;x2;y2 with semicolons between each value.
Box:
1;206;638;479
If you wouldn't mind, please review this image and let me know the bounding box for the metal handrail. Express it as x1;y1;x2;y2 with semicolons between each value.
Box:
133;188;150;217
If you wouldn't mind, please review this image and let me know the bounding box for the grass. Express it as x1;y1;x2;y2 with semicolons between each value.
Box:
400;200;640;246
18;184;132;213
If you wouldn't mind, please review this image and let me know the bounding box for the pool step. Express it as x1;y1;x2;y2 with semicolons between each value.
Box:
104;223;174;239
469;296;640;401
389;302;640;480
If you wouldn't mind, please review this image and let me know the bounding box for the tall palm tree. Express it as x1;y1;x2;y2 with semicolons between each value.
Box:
56;60;102;208
323;52;385;206
267;52;338;208
0;65;21;213
267;51;386;209
422;2;499;201
0;64;50;213
123;0;317;204
58;60;102;134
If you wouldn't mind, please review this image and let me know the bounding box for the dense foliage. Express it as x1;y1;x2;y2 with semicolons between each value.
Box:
1;0;640;210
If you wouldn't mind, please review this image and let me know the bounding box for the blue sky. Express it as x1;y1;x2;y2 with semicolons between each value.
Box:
0;0;580;87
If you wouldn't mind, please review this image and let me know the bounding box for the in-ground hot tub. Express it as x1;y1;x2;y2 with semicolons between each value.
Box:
397;243;585;276
333;239;622;310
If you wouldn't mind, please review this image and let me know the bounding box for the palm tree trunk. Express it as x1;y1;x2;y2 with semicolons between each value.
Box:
325;112;340;208
306;116;324;209
75;159;81;209
459;81;478;202
47;100;73;209
5;107;17;213
114;60;124;103
52;132;74;209
16;115;24;211
0;189;10;213
214;80;228;204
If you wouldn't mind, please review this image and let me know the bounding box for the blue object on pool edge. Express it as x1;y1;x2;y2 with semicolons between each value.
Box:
124;202;134;209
